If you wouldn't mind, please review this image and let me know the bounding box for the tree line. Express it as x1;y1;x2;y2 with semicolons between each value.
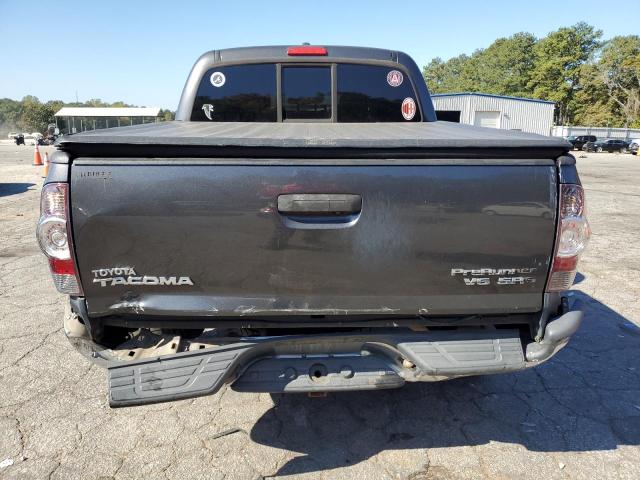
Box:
423;23;640;128
3;24;638;133
0;96;175;136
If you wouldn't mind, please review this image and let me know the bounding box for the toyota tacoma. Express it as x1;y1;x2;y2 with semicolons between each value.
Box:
39;46;590;407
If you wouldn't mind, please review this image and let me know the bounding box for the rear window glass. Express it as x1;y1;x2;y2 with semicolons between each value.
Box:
191;64;277;121
282;66;332;120
337;64;420;122
190;63;421;122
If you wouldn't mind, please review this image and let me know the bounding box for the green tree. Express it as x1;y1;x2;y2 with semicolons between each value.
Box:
110;101;133;108
472;32;537;97
159;109;175;121
423;32;537;98
528;22;602;124
423;54;476;93
46;100;65;115
572;63;615;126
85;98;108;107
20;96;58;132
598;35;640;127
0;98;23;134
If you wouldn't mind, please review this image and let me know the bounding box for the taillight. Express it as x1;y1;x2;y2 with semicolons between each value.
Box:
36;183;83;295
287;46;327;56
546;184;590;291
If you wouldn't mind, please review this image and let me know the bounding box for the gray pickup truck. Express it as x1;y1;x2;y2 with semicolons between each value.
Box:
38;46;590;407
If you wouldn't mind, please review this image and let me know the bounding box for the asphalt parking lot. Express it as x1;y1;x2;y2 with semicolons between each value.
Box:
0;144;639;479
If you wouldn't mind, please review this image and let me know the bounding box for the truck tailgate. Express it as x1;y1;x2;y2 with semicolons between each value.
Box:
70;159;557;318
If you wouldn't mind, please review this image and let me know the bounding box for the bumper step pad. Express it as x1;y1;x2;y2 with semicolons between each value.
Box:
398;330;525;376
108;343;253;407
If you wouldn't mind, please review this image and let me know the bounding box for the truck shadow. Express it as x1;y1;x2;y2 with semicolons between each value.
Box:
249;290;640;476
0;183;36;197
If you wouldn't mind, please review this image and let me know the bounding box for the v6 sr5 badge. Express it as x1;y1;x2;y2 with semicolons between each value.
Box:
451;267;537;286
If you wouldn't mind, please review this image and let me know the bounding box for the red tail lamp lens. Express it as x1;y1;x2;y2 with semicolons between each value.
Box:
37;183;83;295
546;184;590;291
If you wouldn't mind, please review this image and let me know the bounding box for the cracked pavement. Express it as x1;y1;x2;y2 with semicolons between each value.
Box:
0;144;639;479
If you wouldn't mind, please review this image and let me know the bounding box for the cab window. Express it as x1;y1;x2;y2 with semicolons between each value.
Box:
191;62;421;122
337;64;420;122
191;64;277;121
282;66;332;120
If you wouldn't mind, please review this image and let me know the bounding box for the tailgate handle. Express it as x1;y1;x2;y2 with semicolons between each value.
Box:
277;194;362;215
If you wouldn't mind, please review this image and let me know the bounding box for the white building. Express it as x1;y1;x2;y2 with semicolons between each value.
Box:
54;107;161;135
431;93;555;136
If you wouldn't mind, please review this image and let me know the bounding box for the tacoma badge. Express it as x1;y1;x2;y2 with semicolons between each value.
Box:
91;267;194;287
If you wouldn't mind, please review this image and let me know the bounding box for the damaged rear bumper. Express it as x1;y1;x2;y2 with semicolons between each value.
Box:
63;307;583;407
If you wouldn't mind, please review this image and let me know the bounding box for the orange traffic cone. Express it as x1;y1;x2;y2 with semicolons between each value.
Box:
42;152;49;178
33;144;43;166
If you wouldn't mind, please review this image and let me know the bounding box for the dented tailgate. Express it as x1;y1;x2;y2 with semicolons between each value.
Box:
70;159;557;319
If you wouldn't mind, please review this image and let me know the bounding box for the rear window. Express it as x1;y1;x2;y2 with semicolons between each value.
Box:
190;63;420;122
191;64;277;121
282;66;332;120
337;64;420;122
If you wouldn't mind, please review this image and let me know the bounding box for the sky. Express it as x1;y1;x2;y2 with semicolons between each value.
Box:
1;0;638;109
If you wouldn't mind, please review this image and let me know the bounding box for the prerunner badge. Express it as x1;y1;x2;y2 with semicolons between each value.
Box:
401;97;416;120
387;70;403;87
210;71;226;87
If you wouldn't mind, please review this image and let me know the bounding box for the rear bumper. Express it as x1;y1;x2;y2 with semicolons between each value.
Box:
64;307;582;407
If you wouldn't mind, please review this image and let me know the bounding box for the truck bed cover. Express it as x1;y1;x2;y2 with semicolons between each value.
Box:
56;121;570;159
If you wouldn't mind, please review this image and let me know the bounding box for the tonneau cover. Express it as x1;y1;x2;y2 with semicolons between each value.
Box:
57;121;570;159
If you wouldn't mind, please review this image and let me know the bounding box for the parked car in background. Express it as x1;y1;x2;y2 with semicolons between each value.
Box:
581;142;595;152
568;135;596;150
583;138;630;153
630;140;639;155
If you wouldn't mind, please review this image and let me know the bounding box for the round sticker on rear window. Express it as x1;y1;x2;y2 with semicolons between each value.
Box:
210;72;226;87
387;70;403;87
401;97;416;120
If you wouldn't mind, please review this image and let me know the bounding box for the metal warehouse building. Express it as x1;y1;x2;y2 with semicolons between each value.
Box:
431;93;555;136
